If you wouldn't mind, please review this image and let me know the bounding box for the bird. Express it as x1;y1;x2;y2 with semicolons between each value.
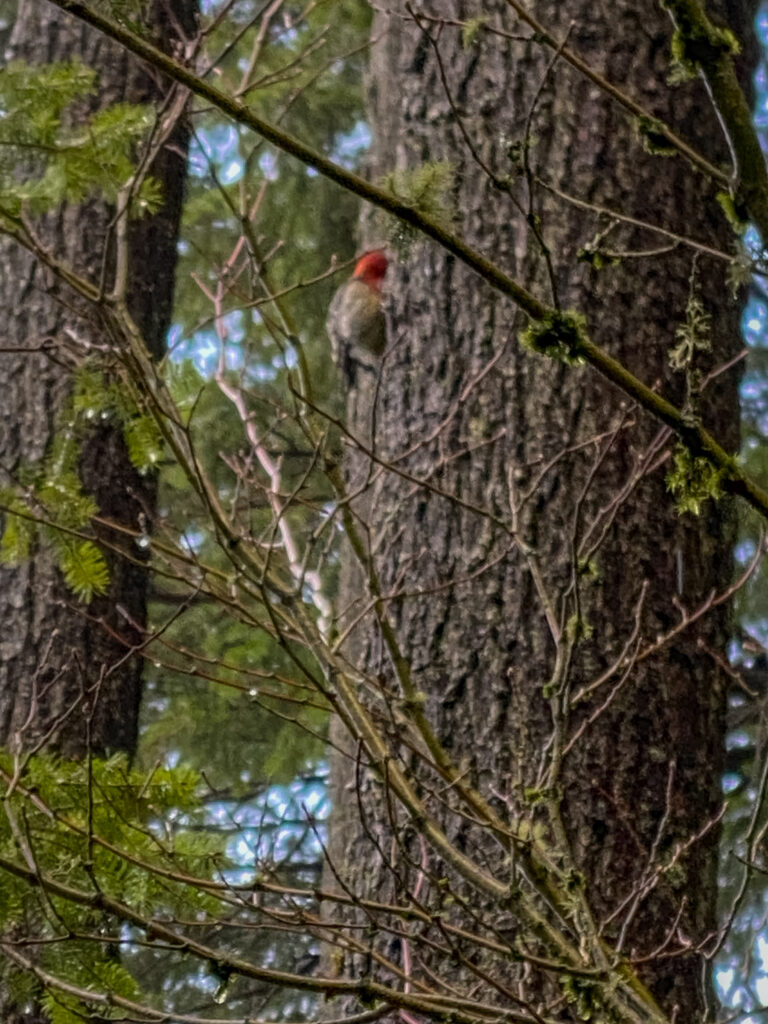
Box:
326;250;388;385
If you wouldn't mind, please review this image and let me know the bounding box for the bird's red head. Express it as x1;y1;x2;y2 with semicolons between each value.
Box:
353;250;388;291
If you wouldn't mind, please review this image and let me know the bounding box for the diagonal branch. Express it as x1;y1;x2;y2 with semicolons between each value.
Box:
34;0;768;530
660;0;768;239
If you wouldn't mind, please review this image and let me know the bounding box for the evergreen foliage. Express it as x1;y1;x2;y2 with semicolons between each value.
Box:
0;751;227;1016
0;360;165;600
0;60;161;214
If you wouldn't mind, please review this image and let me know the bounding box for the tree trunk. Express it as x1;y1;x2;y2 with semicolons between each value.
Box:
329;2;755;1019
0;0;193;758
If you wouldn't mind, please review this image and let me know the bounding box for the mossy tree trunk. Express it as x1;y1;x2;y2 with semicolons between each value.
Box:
329;2;755;1018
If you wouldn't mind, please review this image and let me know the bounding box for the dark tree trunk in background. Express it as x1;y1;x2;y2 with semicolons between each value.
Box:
0;0;194;758
330;2;756;1018
0;0;194;1017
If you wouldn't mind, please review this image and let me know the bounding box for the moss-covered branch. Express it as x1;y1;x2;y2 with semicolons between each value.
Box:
662;0;768;240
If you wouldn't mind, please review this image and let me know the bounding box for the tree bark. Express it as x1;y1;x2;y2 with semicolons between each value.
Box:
329;2;755;1019
0;0;194;758
0;0;194;1016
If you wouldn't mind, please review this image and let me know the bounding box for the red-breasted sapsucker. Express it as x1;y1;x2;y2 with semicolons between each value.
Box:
327;250;388;384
